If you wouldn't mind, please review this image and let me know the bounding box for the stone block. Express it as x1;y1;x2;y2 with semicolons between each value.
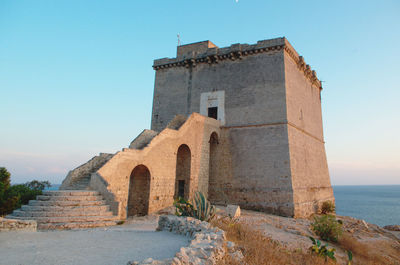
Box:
226;205;240;218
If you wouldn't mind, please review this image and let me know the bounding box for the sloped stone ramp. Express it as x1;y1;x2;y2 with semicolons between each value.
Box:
7;190;119;230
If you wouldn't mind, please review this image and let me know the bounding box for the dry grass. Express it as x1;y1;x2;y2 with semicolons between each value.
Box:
339;233;400;265
212;217;336;265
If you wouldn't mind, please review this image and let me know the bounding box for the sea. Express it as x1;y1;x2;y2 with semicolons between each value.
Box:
333;185;400;227
45;184;399;227
46;184;61;191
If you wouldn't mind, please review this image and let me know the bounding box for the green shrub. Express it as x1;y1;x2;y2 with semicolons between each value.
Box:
347;250;353;265
321;201;335;214
311;214;343;242
0;167;18;216
0;167;11;195
25;180;51;191
309;236;336;261
6;184;42;210
174;191;216;222
173;196;195;217
0;167;51;216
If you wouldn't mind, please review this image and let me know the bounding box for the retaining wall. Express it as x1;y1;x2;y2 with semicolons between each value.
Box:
128;215;241;265
0;217;37;231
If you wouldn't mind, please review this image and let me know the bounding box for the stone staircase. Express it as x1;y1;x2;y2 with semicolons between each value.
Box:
59;153;114;190
7;190;119;230
63;175;91;190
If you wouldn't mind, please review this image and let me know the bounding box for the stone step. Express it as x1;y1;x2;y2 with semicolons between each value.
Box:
42;190;99;196
11;209;113;218
12;189;118;230
60;180;91;189
38;220;118;230
21;205;110;212
69;185;90;190
62;185;91;190
11;215;119;223
29;200;106;207
36;195;103;201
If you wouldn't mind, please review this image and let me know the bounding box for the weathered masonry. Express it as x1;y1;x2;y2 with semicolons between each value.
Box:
59;37;334;219
151;37;334;217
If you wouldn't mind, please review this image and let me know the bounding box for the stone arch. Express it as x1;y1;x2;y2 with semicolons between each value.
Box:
127;164;151;217
175;144;191;200
208;132;219;200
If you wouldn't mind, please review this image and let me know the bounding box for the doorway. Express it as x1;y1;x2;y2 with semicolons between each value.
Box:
175;144;191;199
127;165;150;216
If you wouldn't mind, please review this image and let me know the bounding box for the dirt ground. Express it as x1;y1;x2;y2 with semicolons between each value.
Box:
0;215;189;265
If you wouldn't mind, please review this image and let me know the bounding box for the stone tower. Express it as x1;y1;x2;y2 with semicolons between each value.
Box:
151;37;334;217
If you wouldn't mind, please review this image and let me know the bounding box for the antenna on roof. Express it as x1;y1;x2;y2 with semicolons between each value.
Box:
177;34;181;46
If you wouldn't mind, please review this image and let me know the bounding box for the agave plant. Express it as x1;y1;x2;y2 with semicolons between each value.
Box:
192;191;216;222
173;191;216;222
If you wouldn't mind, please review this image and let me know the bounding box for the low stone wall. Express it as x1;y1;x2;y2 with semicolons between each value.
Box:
0;217;37;231
128;215;235;265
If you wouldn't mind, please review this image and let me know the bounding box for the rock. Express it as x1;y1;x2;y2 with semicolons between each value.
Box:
226;205;240;218
347;228;355;233
171;257;181;265
142;258;154;264
133;215;227;264
361;220;369;229
0;217;37;231
229;250;244;262
384;225;400;231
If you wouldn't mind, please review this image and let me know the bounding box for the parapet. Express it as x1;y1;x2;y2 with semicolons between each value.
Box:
177;40;217;57
153;37;322;89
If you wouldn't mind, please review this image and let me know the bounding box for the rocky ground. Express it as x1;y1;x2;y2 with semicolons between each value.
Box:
215;206;400;264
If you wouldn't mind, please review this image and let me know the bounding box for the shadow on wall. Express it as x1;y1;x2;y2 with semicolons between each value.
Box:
175;144;191;200
89;173;120;216
127;165;151;217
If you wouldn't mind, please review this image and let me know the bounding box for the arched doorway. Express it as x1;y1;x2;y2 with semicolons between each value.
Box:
127;165;150;216
208;132;218;199
175;144;191;200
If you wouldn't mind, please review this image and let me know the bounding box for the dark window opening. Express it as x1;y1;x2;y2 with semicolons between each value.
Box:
178;180;185;198
208;107;218;120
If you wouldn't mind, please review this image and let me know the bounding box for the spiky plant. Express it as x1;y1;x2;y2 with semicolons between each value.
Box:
192;191;216;222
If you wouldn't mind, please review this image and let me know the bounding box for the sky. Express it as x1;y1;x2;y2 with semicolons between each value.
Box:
0;0;399;185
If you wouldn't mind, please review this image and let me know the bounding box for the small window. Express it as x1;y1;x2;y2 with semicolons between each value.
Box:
178;180;185;198
208;107;218;120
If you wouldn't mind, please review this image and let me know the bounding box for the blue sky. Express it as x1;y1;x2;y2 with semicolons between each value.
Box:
0;0;399;185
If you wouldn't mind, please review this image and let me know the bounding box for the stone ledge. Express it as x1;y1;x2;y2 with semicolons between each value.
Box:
152;37;322;89
0;217;37;232
128;215;239;265
153;38;287;69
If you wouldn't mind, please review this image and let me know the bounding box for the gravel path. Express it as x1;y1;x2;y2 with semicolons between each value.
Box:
0;218;189;265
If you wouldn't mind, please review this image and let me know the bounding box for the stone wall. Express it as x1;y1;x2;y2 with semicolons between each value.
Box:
150;37;333;217
177;41;217;57
90;114;221;219
60;153;113;190
151;43;287;132
284;49;334;217
89;173;120;216
128;215;229;265
207;125;295;216
0;217;37;231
